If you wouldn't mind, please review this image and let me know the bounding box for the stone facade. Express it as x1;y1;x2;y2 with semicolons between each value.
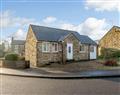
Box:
99;26;120;55
62;33;89;62
35;33;89;66
11;39;25;56
25;26;37;66
36;41;62;66
12;45;25;56
25;27;91;66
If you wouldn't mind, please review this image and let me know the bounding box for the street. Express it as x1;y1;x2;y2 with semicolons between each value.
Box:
0;75;120;95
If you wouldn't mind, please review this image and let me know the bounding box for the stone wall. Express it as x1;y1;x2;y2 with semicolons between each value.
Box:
62;33;89;62
25;26;37;66
25;28;90;66
99;26;120;55
36;41;62;66
36;34;89;66
1;60;28;69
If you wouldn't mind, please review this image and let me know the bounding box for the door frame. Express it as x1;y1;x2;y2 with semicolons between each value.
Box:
66;43;73;60
90;45;97;59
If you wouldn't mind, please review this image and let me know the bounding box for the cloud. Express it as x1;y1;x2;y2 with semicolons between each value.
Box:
9;17;108;40
60;17;108;40
43;16;57;24
1;10;110;40
12;29;27;40
85;0;120;11
0;10;36;28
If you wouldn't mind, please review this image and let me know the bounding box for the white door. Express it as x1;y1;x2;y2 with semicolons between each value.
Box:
67;43;73;60
90;46;97;59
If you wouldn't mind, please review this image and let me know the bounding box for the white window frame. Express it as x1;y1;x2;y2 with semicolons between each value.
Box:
79;44;85;52
90;45;94;52
15;45;18;50
52;43;58;52
14;45;19;54
42;42;50;52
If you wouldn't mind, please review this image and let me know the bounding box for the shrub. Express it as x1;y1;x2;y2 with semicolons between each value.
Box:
97;55;104;59
112;51;120;58
5;53;18;61
100;48;120;59
104;60;118;66
18;56;25;61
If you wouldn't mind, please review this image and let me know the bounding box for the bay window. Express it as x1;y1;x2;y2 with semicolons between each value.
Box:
42;42;50;52
52;43;58;52
90;45;94;52
80;44;85;52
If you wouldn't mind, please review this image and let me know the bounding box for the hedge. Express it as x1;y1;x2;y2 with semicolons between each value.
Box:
100;48;120;59
5;53;19;61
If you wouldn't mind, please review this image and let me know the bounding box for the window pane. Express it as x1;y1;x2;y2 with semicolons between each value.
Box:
69;46;71;53
52;43;58;52
42;42;50;52
55;44;57;51
44;43;46;51
80;45;85;51
90;46;94;52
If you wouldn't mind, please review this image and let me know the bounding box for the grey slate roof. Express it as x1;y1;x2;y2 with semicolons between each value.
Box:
30;24;97;45
11;40;25;45
73;32;97;45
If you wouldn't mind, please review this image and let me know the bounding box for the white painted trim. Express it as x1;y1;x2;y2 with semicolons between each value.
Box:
51;43;58;53
42;42;50;52
67;43;73;60
90;46;97;59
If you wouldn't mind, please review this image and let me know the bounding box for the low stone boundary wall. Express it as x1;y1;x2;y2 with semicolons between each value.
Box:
0;59;29;69
0;58;4;67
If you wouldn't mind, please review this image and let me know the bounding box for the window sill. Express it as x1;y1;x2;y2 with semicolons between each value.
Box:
52;51;59;53
79;51;86;53
42;51;50;53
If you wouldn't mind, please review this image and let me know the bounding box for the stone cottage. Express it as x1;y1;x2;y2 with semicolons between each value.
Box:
11;38;25;56
25;24;97;66
98;26;120;55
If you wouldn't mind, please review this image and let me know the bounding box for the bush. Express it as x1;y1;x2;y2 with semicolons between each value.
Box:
104;60;118;66
100;48;120;59
97;55;104;59
18;56;25;61
112;51;120;58
5;53;18;61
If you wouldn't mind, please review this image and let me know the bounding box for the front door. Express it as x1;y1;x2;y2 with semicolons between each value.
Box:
90;46;97;59
67;43;73;60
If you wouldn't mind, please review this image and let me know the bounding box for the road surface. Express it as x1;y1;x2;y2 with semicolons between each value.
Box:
0;75;120;95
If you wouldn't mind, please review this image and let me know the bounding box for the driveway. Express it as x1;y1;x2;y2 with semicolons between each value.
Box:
41;60;120;72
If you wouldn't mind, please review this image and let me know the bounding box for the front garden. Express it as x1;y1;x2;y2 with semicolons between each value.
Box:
0;53;29;69
39;48;120;72
98;48;120;67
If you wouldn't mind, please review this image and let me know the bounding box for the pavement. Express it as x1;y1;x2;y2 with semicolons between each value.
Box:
0;67;120;79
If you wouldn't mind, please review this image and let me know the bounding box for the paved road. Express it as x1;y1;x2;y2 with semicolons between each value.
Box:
0;75;120;95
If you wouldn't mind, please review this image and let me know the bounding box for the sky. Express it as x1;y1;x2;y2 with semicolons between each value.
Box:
0;0;120;43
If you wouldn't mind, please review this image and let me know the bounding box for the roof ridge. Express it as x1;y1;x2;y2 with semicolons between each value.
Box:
29;24;96;45
113;25;120;29
30;24;77;33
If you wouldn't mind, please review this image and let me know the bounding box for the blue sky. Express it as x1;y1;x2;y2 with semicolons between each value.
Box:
1;0;120;42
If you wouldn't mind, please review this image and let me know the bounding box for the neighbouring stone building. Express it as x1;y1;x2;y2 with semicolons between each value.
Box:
11;38;25;56
25;24;97;67
98;26;120;55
